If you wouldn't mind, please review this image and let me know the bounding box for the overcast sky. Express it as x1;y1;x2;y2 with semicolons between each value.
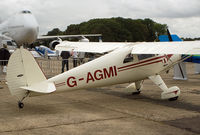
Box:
0;0;200;38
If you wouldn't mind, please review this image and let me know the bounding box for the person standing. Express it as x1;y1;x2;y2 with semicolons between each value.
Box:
71;49;78;68
78;52;85;65
60;51;70;73
0;44;10;89
0;44;10;74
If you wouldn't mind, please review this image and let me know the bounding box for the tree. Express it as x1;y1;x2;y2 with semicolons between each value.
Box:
47;17;168;42
47;28;63;36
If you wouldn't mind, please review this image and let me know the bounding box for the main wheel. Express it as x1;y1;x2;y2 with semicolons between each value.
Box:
168;96;178;101
132;91;141;95
18;102;24;109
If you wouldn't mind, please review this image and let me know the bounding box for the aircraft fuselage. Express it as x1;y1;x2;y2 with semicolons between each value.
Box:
46;46;180;94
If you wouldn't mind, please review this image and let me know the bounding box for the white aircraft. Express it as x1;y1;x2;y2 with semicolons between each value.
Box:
6;40;200;108
0;10;101;48
0;10;39;46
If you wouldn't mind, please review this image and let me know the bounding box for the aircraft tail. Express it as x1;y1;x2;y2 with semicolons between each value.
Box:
159;34;182;42
6;47;56;101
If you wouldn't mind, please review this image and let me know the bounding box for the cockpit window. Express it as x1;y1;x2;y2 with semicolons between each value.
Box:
123;53;134;63
138;54;155;60
21;10;32;14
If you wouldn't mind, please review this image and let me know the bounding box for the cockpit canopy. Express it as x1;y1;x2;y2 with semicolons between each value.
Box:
21;10;32;14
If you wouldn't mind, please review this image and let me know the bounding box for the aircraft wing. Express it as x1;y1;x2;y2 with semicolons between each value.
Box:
55;41;128;53
38;34;102;40
131;41;200;54
55;41;200;54
0;34;12;40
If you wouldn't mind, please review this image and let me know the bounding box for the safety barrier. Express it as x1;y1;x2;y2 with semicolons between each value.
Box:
0;57;93;81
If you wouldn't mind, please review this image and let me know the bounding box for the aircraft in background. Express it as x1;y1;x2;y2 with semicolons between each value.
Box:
0;10;101;48
46;35;100;50
7;39;200;108
0;39;17;53
35;45;58;58
0;10;39;46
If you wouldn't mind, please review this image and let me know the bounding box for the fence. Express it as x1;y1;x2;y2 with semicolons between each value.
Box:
0;57;92;81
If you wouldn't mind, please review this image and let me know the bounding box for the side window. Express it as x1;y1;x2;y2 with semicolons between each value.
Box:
7;41;12;46
123;53;134;63
138;54;155;60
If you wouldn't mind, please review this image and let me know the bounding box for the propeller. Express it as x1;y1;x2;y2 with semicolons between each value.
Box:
167;29;173;42
167;29;185;79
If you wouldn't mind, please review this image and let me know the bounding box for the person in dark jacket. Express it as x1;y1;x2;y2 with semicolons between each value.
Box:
0;44;10;73
60;51;70;73
0;44;10;89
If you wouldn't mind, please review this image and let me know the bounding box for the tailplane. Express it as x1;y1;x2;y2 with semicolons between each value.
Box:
6;47;56;103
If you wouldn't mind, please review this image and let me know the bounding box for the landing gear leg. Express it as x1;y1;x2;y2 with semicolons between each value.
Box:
17;91;30;109
149;75;180;100
131;80;143;95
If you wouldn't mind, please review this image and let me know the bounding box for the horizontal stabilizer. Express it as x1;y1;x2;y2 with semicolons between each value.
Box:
20;81;56;93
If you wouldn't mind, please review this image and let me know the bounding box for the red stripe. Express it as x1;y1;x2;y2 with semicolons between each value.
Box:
55;84;65;88
118;60;162;72
118;55;165;70
166;54;173;60
55;82;65;87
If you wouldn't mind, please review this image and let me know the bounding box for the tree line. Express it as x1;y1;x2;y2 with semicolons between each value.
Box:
46;17;168;42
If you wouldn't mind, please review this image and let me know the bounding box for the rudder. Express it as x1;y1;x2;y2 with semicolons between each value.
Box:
6;47;47;101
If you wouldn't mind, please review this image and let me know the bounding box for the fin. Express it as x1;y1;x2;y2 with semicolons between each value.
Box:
6;47;56;100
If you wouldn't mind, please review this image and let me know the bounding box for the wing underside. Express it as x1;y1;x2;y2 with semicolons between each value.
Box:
55;41;130;53
131;41;200;55
55;41;200;55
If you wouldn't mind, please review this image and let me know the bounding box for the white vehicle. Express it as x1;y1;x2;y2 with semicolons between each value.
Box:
6;41;200;108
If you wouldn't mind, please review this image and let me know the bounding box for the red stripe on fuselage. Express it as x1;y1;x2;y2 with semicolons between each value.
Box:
118;60;162;72
55;82;66;87
118;55;173;70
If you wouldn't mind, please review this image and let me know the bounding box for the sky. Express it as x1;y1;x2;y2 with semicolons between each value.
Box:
0;0;200;38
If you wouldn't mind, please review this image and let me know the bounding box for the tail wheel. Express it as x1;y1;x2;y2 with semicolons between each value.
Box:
18;101;24;109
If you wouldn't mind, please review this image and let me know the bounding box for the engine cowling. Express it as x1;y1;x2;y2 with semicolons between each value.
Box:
49;40;61;50
49;38;62;49
79;37;89;42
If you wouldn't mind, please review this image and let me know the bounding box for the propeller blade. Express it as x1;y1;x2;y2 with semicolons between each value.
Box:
167;29;173;41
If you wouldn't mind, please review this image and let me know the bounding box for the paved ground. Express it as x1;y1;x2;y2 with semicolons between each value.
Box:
0;63;200;135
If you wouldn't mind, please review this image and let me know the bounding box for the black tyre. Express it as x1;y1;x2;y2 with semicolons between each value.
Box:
18;102;24;109
168;96;178;101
